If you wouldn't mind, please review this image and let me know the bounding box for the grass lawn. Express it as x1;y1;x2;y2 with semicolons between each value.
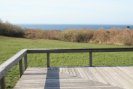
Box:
0;36;133;89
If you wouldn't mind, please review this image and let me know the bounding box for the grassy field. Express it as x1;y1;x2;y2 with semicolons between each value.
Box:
0;36;133;89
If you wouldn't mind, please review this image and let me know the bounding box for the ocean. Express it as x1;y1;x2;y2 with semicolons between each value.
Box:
18;24;133;30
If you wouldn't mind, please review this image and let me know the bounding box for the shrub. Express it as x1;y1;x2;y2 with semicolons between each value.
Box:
61;30;74;41
24;29;61;40
0;22;24;37
118;29;133;45
92;29;110;43
107;29;121;44
61;29;94;42
43;30;61;40
24;28;133;45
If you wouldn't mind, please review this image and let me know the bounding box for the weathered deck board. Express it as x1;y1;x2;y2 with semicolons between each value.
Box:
14;67;133;89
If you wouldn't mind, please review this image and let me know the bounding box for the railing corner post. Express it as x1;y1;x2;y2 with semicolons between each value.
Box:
0;77;5;89
19;59;23;77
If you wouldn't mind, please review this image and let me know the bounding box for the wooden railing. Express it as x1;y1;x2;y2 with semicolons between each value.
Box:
0;49;27;89
0;48;133;89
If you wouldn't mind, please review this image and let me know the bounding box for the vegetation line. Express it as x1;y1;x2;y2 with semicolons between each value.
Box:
0;21;133;45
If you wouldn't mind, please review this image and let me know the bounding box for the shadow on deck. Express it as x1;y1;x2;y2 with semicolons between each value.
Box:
13;67;133;89
44;68;60;89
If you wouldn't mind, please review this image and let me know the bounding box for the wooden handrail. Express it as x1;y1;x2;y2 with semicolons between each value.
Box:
27;48;133;53
0;47;133;89
0;49;27;89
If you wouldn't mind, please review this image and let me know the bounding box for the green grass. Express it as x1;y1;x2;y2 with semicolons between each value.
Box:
0;36;133;89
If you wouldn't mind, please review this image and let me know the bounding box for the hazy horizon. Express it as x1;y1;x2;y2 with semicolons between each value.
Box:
17;23;133;25
0;0;133;25
18;24;133;30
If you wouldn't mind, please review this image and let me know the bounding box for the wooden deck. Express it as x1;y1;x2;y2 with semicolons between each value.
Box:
14;67;133;89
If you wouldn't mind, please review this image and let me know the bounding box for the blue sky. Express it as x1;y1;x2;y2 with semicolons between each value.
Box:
0;0;133;24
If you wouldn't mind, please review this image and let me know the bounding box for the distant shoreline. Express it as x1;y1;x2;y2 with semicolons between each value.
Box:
18;24;133;30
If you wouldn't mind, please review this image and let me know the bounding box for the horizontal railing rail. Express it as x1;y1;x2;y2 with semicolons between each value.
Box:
27;48;133;53
0;47;133;89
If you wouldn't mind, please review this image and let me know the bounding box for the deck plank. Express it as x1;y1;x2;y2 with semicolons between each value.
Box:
14;67;133;89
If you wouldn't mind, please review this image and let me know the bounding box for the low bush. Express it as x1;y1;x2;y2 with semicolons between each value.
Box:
118;29;133;45
24;29;61;40
0;22;24;37
61;29;94;42
18;28;133;45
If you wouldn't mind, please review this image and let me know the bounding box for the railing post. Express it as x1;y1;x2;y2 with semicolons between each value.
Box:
0;77;5;89
47;52;50;67
89;49;93;67
19;59;23;77
24;54;28;70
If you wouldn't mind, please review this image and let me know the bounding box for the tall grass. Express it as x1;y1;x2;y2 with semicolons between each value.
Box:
61;29;94;42
24;28;133;45
24;29;61;40
58;28;133;45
